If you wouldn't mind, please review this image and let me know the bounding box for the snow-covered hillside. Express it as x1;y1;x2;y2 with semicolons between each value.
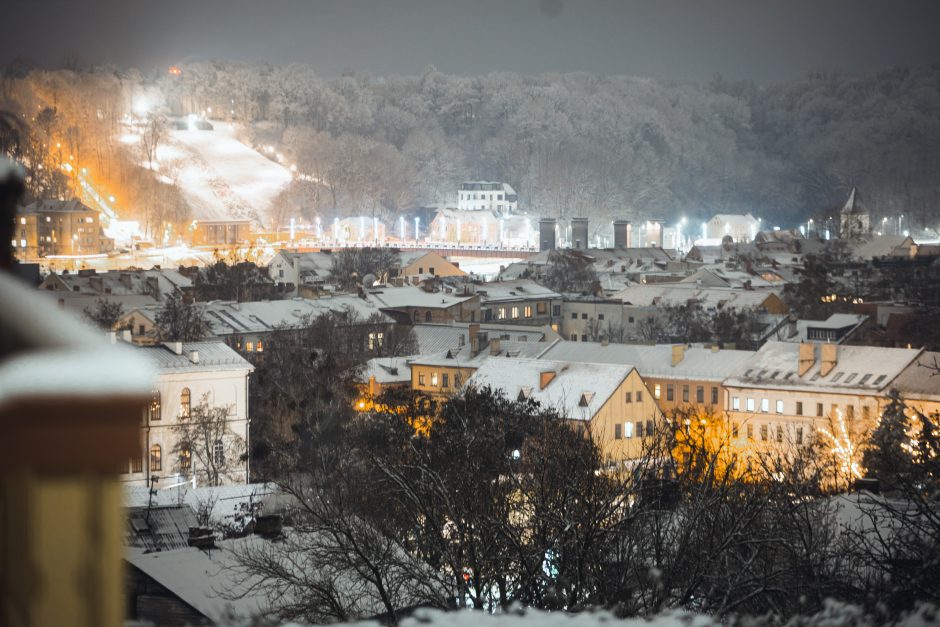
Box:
155;122;291;228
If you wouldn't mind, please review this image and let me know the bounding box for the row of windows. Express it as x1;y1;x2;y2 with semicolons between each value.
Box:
417;371;463;389
614;420;655;439
146;389;191;422
730;398;872;420
570;312;606;320
460;193;506;201
125;441;225;475
654;384;719;405
731;422;808;445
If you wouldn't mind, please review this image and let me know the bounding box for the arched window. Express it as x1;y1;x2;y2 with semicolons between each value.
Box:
413;310;419;323
179;446;192;472
180;388;191;418
149;444;162;472
148;392;161;422
425;311;432;322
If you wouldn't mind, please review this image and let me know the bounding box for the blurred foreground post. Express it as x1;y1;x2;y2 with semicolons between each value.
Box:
0;158;153;627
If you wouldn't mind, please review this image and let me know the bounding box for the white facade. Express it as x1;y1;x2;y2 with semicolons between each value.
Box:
707;213;760;243
457;181;518;213
120;341;254;488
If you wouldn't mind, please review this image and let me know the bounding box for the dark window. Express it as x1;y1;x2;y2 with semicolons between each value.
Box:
614;423;622;439
598;314;605;321
425;311;432;322
760;425;768;441
571;313;578;319
666;385;674;401
796;402;803;416
581;335;587;342
570;334;577;341
696;386;704;403
636;421;644;438
150;445;162;472
747;424;753;439
213;440;224;465
796;426;804;444
646;420;653;436
636;391;643;402
776;425;783;443
628;316;635;323
552;305;561;316
682;386;689;402
732;423;739;438
442;373;449;388
711;387;718;404
816;403;824;417
625;391;633;403
581;313;588;319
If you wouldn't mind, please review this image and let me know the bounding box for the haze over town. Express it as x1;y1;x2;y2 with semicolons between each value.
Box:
1;2;940;627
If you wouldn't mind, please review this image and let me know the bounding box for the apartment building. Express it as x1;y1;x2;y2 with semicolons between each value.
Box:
722;341;922;452
121;340;254;488
14;198;102;257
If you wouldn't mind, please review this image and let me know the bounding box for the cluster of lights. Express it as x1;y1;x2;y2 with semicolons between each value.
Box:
816;408;864;481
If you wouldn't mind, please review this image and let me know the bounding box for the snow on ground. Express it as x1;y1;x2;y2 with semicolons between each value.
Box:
155;121;292;228
450;257;523;280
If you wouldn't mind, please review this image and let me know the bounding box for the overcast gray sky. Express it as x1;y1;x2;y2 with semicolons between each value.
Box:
4;0;940;81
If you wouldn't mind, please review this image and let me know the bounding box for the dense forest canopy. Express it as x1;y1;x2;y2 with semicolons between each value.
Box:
3;61;940;233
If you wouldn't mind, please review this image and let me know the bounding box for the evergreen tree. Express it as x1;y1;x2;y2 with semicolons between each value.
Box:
861;390;911;491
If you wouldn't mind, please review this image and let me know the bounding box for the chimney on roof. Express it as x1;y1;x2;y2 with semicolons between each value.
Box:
671;344;685;366
820;343;838;377
798;342;816;377
539;370;556;390
469;323;480;354
189;350;199;364
187;527;216;550
490;338;501;356
172;342;183;355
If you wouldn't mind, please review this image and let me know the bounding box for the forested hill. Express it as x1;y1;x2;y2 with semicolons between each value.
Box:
6;63;940;228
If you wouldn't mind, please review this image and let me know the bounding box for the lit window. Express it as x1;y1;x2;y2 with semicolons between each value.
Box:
431;373;439;386
524;305;532;318
511;306;519;319
732;397;740;410
245;341;254;352
256;340;264;352
746;398;755;411
761;399;769;413
148;392;161;421
497;307;506;320
775;400;784;414
150;445;162;472
654;384;661;399
624;422;634;438
180;388;191;418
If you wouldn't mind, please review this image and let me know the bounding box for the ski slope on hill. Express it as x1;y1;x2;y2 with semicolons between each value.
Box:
156;122;291;228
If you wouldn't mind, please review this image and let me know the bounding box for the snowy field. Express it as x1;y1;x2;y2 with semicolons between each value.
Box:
155;121;292;228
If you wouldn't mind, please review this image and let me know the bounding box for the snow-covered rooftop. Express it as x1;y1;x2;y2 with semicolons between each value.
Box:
468;357;634;421
725;341;922;395
537;341;755;382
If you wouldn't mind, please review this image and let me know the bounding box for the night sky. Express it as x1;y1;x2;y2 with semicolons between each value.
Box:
4;0;940;81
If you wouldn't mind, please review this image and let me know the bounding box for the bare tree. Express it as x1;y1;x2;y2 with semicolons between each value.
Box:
172;394;246;486
140;113;165;170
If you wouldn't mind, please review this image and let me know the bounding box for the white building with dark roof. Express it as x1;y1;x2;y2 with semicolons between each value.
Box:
457;181;518;213
121;340;254;488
